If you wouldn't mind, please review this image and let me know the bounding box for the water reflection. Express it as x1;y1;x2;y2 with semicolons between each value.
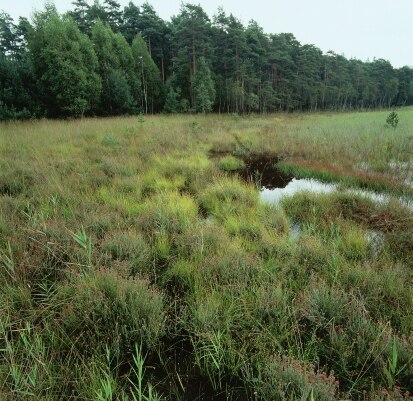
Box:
260;177;413;210
260;178;336;204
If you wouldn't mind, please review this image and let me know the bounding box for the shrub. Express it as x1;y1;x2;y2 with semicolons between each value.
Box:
340;263;413;334
386;111;399;128
295;282;406;393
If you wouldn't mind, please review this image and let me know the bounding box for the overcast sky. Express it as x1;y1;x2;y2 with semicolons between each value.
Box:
3;0;412;68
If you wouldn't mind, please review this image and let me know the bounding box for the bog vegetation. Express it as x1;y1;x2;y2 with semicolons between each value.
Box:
0;109;412;400
1;1;413;119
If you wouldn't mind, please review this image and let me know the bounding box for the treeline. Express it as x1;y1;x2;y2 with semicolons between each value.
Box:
1;1;412;119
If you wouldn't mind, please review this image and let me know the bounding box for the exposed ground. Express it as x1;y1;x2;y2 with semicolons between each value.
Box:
0;109;412;400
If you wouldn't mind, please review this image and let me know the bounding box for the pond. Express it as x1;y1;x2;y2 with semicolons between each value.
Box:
235;154;413;210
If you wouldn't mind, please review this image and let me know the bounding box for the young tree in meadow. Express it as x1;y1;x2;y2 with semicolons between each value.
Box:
29;9;101;117
191;57;215;113
131;33;162;113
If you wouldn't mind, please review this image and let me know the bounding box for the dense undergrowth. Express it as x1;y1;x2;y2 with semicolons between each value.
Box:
0;109;412;400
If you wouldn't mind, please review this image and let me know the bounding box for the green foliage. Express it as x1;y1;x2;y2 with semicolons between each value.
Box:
386;110;399;128
29;13;101;117
1;3;413;119
92;20;136;115
69;226;93;267
121;1;140;43
131;33;162;113
163;85;180;113
192;57;215;113
0;320;55;398
0;51;34;119
103;69;135;114
128;344;163;401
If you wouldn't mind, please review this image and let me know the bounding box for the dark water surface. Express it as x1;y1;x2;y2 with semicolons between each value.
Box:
238;155;293;189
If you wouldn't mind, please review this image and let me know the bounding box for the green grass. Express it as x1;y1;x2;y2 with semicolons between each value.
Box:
217;155;245;172
0;109;412;400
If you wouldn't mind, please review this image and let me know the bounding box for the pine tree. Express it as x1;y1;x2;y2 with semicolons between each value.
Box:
121;2;140;44
0;12;18;56
170;4;213;106
104;0;122;32
163;86;180;113
69;0;90;33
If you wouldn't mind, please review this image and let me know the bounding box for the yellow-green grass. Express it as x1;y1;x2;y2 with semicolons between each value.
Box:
0;109;412;401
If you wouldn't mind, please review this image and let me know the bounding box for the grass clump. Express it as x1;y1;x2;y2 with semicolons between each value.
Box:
247;354;338;401
137;191;198;236
217;155;245;172
198;177;258;219
58;270;165;355
0;167;34;197
257;202;290;234
101;230;152;275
